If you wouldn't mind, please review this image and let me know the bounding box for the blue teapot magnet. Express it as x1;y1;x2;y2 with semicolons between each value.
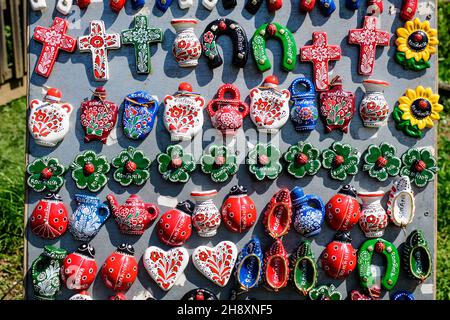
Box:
69;194;110;242
289;77;319;131
291;187;325;237
123;91;159;140
234;237;264;291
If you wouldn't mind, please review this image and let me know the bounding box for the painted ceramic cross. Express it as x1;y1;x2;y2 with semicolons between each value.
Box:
122;15;164;74
33;17;76;78
78;20;121;81
348;16;390;76
300;32;341;91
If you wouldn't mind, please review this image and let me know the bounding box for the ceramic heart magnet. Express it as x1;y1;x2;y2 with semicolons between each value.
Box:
192;241;238;287
143;246;189;291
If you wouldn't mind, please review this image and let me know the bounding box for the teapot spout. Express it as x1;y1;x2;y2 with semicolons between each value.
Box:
106;194;119;214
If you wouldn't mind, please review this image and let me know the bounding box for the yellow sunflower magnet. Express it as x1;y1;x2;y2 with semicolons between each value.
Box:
392;86;443;138
395;18;438;71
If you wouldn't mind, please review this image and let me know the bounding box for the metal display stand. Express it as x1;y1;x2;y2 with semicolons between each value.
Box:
25;0;437;300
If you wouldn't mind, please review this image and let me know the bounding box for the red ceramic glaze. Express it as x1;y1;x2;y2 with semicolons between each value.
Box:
207;84;249;136
61;244;97;291
101;244;138;292
107;194;159;236
267;0;282;11
320;232;357;279
157;201;194;246
30;194;68;240
400;0;418;20
220;185;258;233
110;0;126;12
299;0;315;11
262;188;292;239
264;238;289;292
77;0;91;9
325;185;361;231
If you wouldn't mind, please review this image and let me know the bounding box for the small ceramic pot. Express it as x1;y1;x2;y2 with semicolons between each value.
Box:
262;188;292;239
320;232;357;279
289;77;319;131
235;237;264;291
263;238;289;292
101;244;138;292
157;201;194;246
123;91;159;140
30;193;68;240
221;185;258;233
191;190;221;237
171;19;202;67
360;80;390;127
291;187;325;237
386;176;415;227
325;185;361;231
61;243;97;291
358;191;388;238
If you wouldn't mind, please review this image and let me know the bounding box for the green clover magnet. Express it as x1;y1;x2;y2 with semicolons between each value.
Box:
71;150;110;192
400;148;437;188
322;142;360;181
27;157;66;193
247;143;283;180
157;144;196;183
284;142;321;179
200;145;238;183
111;147;151;187
363;143;401;182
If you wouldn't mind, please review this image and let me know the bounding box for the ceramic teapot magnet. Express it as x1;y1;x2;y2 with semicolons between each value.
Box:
291;241;317;296
171;19;202;67
319;75;355;133
182;288;219;300
31;245;67;300
28;88;73;147
360;80;390;128
164;83;205;142
157;200;194;246
61;243;97;291
235;237;264;291
289;77;319;131
101;244;138;292
143;246;189;291
262;188;292;239
30;193;68;240
191;190;221;237
207;84;249;136
69;194;110;242
325;185;361;232
80;87;119;144
221;185;258;233
403;229;432;282
123;91;159;140
107;194;159;236
249;75;290;133
386;176;415;227
358;190;388;238
320;232;357;279
192;241;238;287
263;238;289;292
291;187;325;237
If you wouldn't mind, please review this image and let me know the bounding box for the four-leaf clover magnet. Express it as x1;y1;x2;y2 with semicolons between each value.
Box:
200;145;238;183
400;148;437;187
111;147;151;186
247;143;283;180
70;150;110;192
157;144;196;183
363;143;401;182
284;142;321;178
27;157;66;193
322;142;360;181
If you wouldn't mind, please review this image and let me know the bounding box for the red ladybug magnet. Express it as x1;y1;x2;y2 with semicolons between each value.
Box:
320;231;357;279
61;243;98;291
157;201;194;247
221;185;257;233
325;185;361;231
101;244;138;292
30;193;68;240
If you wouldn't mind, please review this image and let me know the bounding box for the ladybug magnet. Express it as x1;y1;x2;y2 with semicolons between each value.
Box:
320;232;357;279
30;193;68;240
221;185;257;233
101;244;138;293
157;201;194;246
61;243;97;291
325;185;361;231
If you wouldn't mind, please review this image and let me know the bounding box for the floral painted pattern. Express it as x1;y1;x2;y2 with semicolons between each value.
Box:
157;145;196;183
200;145;238;183
400;148;437;187
111;147;151;186
247;143;283;180
70;150;110;192
27;157;66;193
284;142;321;179
123;91;159;140
322;142;360;181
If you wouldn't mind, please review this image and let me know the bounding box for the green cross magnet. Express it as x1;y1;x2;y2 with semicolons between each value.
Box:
122;15;163;74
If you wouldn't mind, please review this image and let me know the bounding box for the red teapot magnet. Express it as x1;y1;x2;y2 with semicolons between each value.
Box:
263;238;289;292
262;188;292;239
101;244;138;293
207;84;249;136
107;194;159;236
320;231;357;279
325;185;361;231
61;243;98;291
220;185;257;233
157;200;194;246
30;193;68;240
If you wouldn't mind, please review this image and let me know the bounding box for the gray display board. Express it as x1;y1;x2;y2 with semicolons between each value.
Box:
26;0;437;300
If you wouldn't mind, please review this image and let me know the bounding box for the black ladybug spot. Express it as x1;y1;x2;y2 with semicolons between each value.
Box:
110;257;115;261
167;214;171;219
159;230;163;235
89;268;93;273
165;224;170;229
332;256;336;261
82;276;87;280
337;198;342;203
181;231;186;236
109;268;113;273
126;274;130;278
133;266;137;271
334;245;338;250
37;215;42;219
67;258;71;263
38;206;42;210
54;218;59;223
58;209;63;214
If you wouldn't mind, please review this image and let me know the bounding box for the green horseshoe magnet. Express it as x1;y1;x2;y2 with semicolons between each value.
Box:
358;238;400;293
251;22;297;72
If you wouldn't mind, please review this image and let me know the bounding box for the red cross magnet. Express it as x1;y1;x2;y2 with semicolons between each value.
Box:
348;16;390;76
300;32;341;91
78;20;121;81
33;17;76;78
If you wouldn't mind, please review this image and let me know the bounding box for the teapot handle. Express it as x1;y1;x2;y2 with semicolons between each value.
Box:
305;194;325;213
98;203;111;219
238;101;249;118
145;203;160;220
290;78;315;97
60;103;73;115
206;100;217;117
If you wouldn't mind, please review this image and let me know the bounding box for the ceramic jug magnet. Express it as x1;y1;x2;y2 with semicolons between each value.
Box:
207;84;249;136
30;193;68;240
360;80;390;127
69;194;110;242
123;91;159;140
235;237;264;291
289;77;319;131
358;191;388;238
28;88;73;147
291;187;325;237
31;245;67;300
191;190;221;237
171;19;202;67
